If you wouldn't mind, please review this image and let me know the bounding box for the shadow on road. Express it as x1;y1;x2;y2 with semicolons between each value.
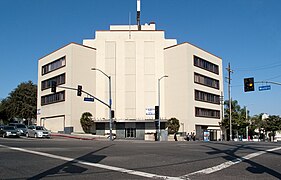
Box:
27;144;113;180
203;142;281;179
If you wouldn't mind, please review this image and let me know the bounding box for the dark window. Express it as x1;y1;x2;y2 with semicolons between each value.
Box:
194;55;219;74
125;128;136;138
42;56;66;75
195;107;220;119
41;91;65;106
41;73;66;91
194;73;219;90
195;90;220;104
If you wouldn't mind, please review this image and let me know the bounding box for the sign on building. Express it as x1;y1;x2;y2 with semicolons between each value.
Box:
146;108;155;115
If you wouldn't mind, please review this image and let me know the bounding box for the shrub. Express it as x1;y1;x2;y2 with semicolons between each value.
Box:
166;117;180;134
80;112;93;133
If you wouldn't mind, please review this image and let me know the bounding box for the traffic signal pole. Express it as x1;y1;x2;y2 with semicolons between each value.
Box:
57;85;110;108
255;81;281;86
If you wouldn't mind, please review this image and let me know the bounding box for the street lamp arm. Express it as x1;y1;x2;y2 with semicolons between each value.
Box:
159;75;168;81
157;75;168;141
91;68;110;79
91;67;113;141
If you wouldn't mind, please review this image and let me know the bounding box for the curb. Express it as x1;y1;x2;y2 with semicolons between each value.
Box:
50;133;96;140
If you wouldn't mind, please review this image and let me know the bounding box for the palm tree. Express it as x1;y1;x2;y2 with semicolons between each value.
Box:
250;114;264;140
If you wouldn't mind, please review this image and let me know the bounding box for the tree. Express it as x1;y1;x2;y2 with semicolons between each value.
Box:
220;99;250;140
0;99;10;124
264;115;281;141
80;112;93;133
0;81;37;124
249;113;265;140
166;117;180;134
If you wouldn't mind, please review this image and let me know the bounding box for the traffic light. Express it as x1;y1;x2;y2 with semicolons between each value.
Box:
244;77;255;92
77;85;82;96
155;106;159;119
154;120;159;129
111;110;115;118
51;81;57;93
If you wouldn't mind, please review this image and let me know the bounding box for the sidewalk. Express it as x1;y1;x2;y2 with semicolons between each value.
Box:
50;132;107;140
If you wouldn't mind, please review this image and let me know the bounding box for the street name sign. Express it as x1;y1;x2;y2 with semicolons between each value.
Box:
259;85;271;91
84;97;94;102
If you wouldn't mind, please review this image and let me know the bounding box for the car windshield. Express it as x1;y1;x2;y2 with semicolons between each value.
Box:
4;126;16;130
16;124;26;128
36;126;46;130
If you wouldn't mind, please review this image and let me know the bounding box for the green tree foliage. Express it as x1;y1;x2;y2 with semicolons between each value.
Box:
220;99;250;138
0;99;9;124
264;115;281;140
222;99;281;141
80;112;93;133
0;81;37;124
166;117;180;134
249;114;264;138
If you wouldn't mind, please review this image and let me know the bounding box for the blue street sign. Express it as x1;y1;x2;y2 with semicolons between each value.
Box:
259;85;271;91
84;97;94;102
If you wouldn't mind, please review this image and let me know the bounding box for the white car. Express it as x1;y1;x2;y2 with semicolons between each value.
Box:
26;125;50;138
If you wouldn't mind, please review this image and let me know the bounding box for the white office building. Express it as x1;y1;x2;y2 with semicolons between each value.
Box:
37;18;223;140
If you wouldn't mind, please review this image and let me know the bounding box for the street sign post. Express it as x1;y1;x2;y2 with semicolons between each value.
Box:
259;85;271;91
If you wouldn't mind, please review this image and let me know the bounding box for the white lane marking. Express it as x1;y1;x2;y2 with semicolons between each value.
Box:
180;146;281;179
0;144;181;180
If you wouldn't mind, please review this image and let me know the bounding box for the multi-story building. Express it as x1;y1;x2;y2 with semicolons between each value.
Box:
37;43;97;133
164;43;223;141
37;22;223;140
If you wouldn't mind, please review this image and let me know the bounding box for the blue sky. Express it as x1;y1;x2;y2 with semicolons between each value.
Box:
0;0;281;116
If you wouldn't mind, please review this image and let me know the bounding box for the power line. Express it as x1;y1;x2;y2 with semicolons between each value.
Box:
264;74;281;81
234;61;281;72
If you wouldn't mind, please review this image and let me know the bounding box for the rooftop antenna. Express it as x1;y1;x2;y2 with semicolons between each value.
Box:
137;0;141;30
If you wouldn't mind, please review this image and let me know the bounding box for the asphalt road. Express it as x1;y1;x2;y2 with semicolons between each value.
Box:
0;137;280;180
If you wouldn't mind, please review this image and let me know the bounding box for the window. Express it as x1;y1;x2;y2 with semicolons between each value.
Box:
195;107;220;119
41;91;65;106
194;73;219;89
194;55;219;74
42;56;66;75
41;73;66;91
125;128;136;138
195;90;220;104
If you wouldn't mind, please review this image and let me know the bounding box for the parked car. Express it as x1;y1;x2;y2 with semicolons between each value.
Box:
9;123;28;136
26;125;50;138
0;126;20;138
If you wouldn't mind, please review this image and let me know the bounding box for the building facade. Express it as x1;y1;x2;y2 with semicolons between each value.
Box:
37;43;97;133
37;23;223;140
164;43;223;140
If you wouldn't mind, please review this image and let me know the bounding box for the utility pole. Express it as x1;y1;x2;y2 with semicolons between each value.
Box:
246;106;248;141
220;91;224;140
226;63;233;141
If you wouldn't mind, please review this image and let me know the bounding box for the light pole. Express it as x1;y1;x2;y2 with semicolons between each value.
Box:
91;68;113;141
158;75;168;141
